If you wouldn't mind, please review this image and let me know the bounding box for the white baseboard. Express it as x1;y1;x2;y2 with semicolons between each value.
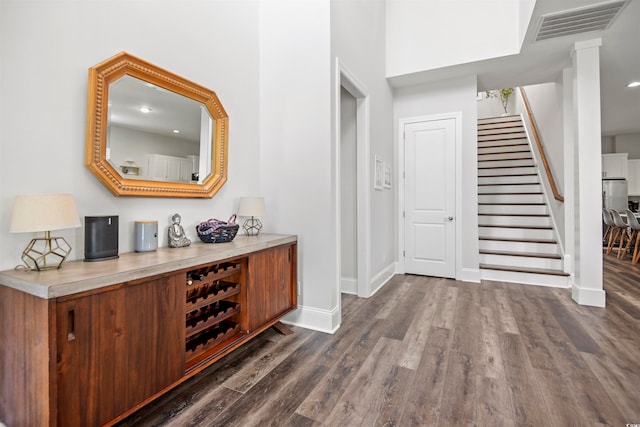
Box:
281;304;340;334
369;262;395;297
340;277;357;295
458;267;481;283
572;285;606;308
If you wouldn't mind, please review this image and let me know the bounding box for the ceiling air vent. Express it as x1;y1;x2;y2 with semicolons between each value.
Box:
534;0;628;42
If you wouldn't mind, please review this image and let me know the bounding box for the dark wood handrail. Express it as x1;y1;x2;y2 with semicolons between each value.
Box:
519;87;564;203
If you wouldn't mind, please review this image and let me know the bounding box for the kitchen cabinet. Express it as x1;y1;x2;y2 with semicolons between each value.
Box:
602;153;628;178
0;235;297;427
627;159;640;196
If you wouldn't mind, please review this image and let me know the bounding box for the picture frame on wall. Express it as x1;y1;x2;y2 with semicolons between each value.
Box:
374;156;383;190
383;163;392;189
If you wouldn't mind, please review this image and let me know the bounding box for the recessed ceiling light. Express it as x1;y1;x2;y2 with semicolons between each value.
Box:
139;106;152;113
627;81;640;88
173;129;180;134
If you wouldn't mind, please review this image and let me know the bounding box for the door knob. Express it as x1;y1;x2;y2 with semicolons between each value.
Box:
444;216;454;221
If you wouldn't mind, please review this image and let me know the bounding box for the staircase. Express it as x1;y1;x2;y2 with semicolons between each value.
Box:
477;115;569;287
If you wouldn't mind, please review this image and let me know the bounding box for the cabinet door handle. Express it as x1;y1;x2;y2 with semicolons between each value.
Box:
67;309;76;341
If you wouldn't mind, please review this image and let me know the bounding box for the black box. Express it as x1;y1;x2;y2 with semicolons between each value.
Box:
84;216;119;261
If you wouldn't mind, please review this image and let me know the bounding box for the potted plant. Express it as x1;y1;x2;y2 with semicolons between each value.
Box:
485;87;514;116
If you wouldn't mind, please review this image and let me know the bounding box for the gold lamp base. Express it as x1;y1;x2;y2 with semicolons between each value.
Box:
21;231;72;271
242;217;263;236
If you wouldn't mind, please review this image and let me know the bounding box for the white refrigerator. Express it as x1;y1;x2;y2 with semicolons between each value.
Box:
603;178;628;211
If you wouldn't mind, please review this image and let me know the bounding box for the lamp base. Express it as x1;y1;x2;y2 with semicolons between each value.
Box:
22;232;72;271
242;217;263;236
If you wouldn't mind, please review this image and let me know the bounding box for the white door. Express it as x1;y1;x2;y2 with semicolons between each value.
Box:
404;118;456;278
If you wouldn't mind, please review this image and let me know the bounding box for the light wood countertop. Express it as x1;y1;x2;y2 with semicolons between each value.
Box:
0;233;296;299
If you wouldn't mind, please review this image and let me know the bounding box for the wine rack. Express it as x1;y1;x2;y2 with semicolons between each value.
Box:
184;260;244;365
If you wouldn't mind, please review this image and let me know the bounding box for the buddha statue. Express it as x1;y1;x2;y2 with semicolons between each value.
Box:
168;213;191;248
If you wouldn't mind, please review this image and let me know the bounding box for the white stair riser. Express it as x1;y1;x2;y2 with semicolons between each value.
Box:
478;136;528;144
478;144;530;154
478;166;537;176
479;184;541;193
478;152;532;161
478;215;551;227
478;127;524;136
480;268;570;288
478;116;521;125
479;175;539;185
478;137;528;147
478;194;545;204
479;227;554;240
478;134;527;143
480;253;563;270
479;159;535;168
479;239;558;254
479;204;548;215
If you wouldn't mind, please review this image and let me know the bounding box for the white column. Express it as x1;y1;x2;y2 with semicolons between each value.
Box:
571;39;606;307
562;67;575;277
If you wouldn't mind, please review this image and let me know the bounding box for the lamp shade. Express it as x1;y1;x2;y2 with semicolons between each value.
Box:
10;193;81;233
237;197;265;217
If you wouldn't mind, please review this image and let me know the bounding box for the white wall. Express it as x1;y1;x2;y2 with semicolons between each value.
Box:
0;1;261;269
340;88;357;284
601;135;615;153
331;0;396;293
386;0;521;77
519;82;565;248
259;0;336;331
394;75;480;281
477;90;517;118
613;133;640;158
522;83;564;189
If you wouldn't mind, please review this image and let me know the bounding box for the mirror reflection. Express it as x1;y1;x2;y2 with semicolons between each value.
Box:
107;75;213;183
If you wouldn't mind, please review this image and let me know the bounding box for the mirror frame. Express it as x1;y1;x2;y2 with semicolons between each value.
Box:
85;52;228;198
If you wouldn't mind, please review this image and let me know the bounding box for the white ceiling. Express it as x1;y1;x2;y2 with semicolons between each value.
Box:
388;0;640;137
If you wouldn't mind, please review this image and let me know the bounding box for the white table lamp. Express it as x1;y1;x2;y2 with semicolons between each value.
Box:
10;193;81;271
238;197;265;236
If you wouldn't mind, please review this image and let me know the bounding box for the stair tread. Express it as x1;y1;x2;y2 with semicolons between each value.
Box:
478;116;521;123
480;263;569;277
478;143;529;150
480;224;552;230
479;202;546;205
477;125;524;131
478;165;536;169
478;131;527;137
478;137;529;142
479;192;543;195
479;173;537;177
478;157;533;162
479;150;531;155
480;249;561;259
478;213;549;217
478;182;539;186
480;236;557;244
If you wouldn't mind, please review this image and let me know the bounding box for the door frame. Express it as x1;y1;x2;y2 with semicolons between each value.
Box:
397;112;463;279
335;59;371;299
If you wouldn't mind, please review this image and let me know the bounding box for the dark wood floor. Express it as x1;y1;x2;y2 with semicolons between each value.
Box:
118;255;640;426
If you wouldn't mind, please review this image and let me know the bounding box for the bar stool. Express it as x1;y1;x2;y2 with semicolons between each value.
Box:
623;209;640;265
603;208;614;246
608;209;629;259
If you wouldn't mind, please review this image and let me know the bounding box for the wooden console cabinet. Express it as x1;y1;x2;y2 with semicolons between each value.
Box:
0;234;297;427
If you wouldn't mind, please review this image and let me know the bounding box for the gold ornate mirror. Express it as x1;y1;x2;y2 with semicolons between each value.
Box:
85;52;228;198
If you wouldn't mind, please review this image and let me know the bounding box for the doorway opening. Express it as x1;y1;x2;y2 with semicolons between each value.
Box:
336;60;370;301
